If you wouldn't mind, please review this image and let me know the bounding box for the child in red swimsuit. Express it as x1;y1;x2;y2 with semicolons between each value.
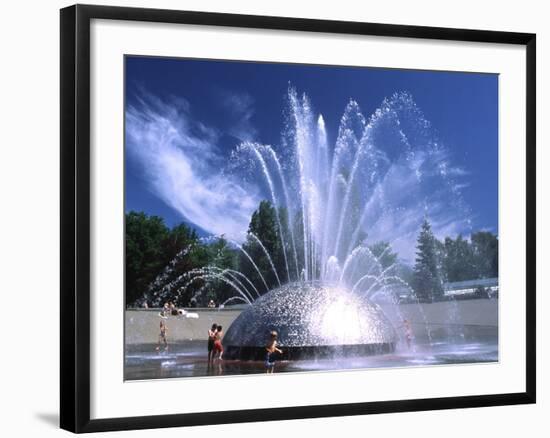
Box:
212;325;224;360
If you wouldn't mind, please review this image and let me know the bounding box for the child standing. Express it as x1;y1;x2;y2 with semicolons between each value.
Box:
403;319;413;350
207;323;218;362
265;331;283;374
212;325;224;361
156;319;168;351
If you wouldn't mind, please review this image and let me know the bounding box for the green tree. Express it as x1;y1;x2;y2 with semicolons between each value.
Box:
202;237;239;305
412;219;443;302
471;231;498;278
240;200;284;292
125;211;170;305
165;223;198;259
434;238;446;282
126;211;205;307
277;206;296;280
369;241;398;270
443;234;477;282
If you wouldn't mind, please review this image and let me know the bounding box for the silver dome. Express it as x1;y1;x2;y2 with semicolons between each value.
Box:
223;282;397;360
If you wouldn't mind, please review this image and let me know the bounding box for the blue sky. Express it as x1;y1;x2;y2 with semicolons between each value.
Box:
125;56;498;245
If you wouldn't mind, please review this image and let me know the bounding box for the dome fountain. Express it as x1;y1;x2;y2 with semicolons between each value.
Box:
223;282;397;360
141;86;471;360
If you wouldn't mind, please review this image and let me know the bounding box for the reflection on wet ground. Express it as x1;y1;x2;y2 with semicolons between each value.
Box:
125;339;498;380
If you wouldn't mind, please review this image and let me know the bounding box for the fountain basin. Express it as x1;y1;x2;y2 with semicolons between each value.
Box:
222;282;397;360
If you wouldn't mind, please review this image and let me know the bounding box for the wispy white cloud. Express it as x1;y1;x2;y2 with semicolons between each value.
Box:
359;151;471;263
126;91;260;241
447;167;469;177
219;91;257;142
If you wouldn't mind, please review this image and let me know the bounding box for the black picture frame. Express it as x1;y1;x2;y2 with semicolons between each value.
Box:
60;4;536;433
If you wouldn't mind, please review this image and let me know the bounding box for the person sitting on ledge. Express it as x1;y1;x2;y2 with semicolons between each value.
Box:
169;302;179;316
162;302;170;318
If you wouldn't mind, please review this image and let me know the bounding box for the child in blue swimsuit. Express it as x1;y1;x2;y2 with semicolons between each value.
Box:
265;331;283;374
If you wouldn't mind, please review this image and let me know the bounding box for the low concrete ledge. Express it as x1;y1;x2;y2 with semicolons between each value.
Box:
125;308;242;344
125;298;498;345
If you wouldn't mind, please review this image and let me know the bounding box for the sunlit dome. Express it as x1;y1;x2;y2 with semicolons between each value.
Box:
223;282;397;360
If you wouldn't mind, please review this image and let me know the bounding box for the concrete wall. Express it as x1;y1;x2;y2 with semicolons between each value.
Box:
125;309;242;344
126;298;498;344
381;299;498;341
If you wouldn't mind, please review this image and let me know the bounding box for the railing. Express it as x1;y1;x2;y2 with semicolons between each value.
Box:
444;277;498;291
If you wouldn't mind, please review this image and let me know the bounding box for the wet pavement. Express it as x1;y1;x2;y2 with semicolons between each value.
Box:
125;339;498;380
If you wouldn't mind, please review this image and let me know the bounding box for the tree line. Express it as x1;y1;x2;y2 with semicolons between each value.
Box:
412;219;498;302
126;206;498;307
125;211;238;307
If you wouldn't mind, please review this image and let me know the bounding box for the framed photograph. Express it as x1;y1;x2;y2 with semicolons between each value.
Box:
60;4;536;433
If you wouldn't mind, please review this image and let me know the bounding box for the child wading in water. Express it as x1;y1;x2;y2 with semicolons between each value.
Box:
402;319;413;350
265;331;283;374
156;319;168;351
212;325;224;361
207;323;218;362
